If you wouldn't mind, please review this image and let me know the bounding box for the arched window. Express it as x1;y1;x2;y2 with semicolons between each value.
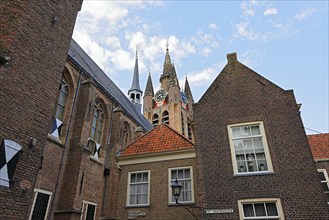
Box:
55;79;68;121
162;111;169;125
90;101;104;144
152;114;159;126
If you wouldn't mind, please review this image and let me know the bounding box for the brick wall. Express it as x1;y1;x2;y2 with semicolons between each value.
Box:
194;53;329;219
0;1;82;219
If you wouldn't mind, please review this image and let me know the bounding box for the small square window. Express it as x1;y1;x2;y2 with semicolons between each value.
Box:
238;198;284;219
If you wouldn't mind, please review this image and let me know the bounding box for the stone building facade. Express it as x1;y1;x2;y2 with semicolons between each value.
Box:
143;48;194;141
117;124;199;220
194;53;329;219
0;1;83;219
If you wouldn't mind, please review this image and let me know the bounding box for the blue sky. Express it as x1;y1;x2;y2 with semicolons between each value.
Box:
73;0;328;134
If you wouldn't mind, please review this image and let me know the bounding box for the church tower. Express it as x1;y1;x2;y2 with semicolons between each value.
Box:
143;47;194;141
128;49;143;112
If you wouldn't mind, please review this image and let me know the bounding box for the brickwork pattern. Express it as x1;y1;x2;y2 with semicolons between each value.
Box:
0;1;82;219
194;55;329;219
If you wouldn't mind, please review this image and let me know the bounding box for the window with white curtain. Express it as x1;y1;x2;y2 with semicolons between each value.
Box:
169;167;194;204
238;198;284;220
227;121;273;174
127;171;150;206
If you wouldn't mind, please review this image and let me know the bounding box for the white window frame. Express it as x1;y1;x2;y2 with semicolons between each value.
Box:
126;170;150;207
227;121;273;175
29;188;52;220
168;166;195;204
80;201;97;220
317;169;329;204
238;198;284;220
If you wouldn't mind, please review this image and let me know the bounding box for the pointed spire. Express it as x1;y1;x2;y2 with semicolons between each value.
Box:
144;72;154;97
128;49;142;93
160;46;173;82
184;77;194;102
169;63;180;88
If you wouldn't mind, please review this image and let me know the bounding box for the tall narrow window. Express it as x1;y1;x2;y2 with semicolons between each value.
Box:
169;167;194;204
127;171;150;206
90;101;104;144
181;113;185;135
152;114;159;126
162;111;169;125
228;122;273;174
55;79;68;121
29;189;52;220
188;123;192;140
318;169;329;204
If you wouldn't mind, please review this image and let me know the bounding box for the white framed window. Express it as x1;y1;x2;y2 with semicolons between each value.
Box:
317;169;329;204
168;166;194;204
81;201;97;220
238;198;284;220
227;121;273;174
29;189;52;220
127;170;150;206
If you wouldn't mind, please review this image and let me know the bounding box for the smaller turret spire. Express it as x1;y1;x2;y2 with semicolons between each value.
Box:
184;77;194;102
144;72;154;97
128;49;143;112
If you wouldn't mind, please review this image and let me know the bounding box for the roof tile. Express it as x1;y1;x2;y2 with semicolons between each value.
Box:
120;124;194;156
308;133;329;159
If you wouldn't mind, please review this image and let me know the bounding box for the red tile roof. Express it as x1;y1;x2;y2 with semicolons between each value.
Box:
120;124;194;156
308;133;329;159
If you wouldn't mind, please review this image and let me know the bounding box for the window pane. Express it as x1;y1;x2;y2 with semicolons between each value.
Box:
86;204;95;220
319;172;326;181
251;125;260;135
184;169;190;178
178;169;184;179
234;140;244;151
253;138;263;149
243;204;254;217
238;161;247;173
131;174;136;183
266;203;278;216
242;126;251;137
136;173;142;182
232;127;241;138
243;139;253;149
171;170;177;180
254;203;266;216
143;173;148;182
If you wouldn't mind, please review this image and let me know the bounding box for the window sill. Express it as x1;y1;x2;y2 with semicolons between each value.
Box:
233;171;275;177
89;155;104;165
168;202;195;207
125;205;150;208
47;134;64;147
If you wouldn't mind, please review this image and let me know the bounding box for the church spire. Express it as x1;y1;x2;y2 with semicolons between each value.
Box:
169;63;180;88
184;77;194;102
160;46;173;82
128;49;143;112
129;49;142;93
144;73;154;97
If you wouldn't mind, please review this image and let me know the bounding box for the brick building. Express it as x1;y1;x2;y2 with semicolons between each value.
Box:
194;53;329;219
308;133;329;205
0;1;82;219
117;124;199;220
29;39;152;220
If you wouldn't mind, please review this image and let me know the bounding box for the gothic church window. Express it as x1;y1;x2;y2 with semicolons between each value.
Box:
162;111;169;125
55;79;68;121
152;114;159;126
90;101;104;144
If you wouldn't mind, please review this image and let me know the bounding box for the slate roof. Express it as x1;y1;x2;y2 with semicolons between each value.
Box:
120;124;195;156
67;39;152;131
308;133;329;160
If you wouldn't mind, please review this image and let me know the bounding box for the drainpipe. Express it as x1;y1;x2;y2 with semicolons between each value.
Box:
48;70;83;220
101;103;116;217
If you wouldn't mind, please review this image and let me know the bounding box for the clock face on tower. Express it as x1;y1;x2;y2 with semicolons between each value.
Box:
154;89;167;103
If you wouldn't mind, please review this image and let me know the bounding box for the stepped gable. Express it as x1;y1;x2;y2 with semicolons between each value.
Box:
120;124;194;156
308;133;329;160
68;39;152;131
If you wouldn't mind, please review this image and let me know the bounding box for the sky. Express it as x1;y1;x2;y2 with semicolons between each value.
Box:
72;0;328;134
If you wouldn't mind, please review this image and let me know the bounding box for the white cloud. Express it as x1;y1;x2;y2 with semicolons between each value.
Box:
295;8;316;21
264;8;278;16
106;36;121;49
201;48;212;57
209;23;218;30
235;21;259;41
